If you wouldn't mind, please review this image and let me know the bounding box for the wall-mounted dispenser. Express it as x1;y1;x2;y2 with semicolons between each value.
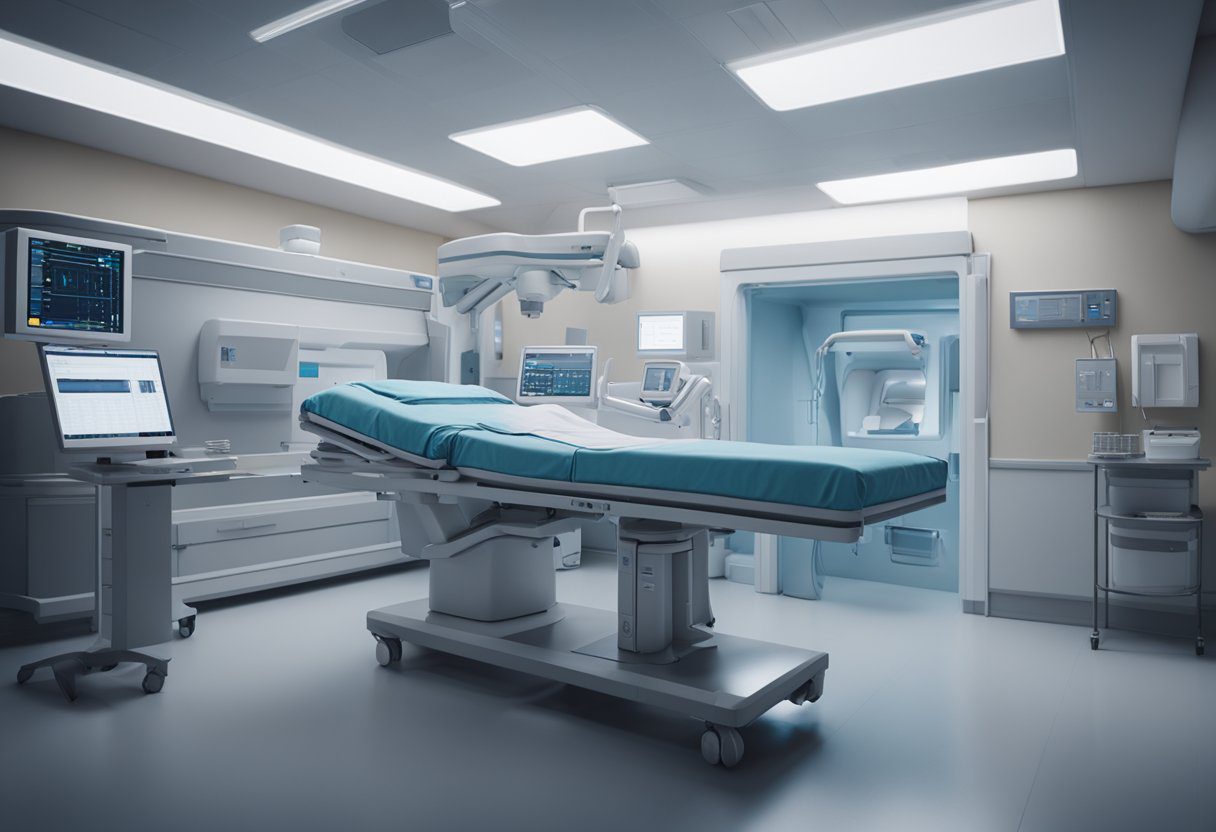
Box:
1132;333;1199;408
198;319;300;412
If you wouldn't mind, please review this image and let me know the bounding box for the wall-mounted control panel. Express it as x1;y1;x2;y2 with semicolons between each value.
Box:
1010;289;1117;329
1076;358;1117;413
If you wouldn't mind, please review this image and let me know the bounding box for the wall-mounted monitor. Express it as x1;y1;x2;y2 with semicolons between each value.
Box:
40;345;176;453
4;227;133;344
637;311;713;360
517;345;598;405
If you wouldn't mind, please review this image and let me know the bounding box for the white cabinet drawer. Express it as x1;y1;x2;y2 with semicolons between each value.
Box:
173;493;390;547
175;519;394;577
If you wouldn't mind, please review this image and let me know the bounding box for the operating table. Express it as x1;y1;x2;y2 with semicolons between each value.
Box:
299;380;948;767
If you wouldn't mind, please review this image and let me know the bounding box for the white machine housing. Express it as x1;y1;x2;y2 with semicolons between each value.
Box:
437;205;637;321
636;311;714;360
198;318;300;412
1132;333;1199;408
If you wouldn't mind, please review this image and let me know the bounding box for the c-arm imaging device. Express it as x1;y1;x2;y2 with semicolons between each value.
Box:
437;204;638;321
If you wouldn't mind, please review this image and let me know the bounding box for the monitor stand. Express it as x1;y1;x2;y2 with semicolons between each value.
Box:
16;464;231;701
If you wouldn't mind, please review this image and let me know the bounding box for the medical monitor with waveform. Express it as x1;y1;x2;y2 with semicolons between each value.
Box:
517;346;598;405
40;345;176;453
4;228;133;344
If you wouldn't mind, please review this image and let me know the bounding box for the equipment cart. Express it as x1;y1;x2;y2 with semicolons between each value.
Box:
1089;456;1210;655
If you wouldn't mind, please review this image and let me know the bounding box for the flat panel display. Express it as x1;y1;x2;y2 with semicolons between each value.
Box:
637;313;685;352
41;346;176;452
517;346;598;405
4;228;133;343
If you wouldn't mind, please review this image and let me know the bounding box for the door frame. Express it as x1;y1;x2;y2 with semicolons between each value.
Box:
719;232;990;613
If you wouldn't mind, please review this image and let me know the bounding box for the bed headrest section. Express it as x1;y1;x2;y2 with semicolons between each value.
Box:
350;379;512;406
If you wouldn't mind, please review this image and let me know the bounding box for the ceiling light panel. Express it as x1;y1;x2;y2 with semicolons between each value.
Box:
731;0;1065;111
817;148;1078;204
250;0;369;43
450;107;649;166
0;34;499;212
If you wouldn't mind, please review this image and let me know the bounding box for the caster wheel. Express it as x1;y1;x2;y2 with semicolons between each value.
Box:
705;618;716;629
700;725;744;768
178;616;196;639
701;728;720;766
1090;635;1099;651
16;666;34;685
1197;640;1205;657
375;638;402;667
142;671;165;695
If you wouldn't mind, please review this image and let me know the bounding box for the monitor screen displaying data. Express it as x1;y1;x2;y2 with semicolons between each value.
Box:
26;235;126;336
4;228;133;343
637;313;685;352
518;347;597;403
42;347;176;451
643;363;677;393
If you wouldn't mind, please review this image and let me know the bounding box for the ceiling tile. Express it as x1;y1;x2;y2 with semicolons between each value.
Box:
649;117;803;162
372;33;535;100
62;0;251;57
818;0;976;32
190;0;321;32
593;71;768;138
0;0;184;74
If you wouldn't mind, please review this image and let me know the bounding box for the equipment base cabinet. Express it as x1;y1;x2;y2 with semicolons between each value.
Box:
1089;456;1209;656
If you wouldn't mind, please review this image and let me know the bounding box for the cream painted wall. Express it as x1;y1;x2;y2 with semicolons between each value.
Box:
493;197;968;383
971;181;1216;462
0;126;445;395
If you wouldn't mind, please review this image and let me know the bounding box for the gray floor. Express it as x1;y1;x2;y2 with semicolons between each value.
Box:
1;554;1212;832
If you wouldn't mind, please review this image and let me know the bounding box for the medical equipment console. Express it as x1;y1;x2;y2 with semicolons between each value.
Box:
3;227;133;343
517;345;598;404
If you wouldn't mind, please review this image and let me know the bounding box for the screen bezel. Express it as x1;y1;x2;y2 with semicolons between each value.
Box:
640;360;685;404
11;227;133;344
516;345;599;406
636;311;687;356
40;344;177;453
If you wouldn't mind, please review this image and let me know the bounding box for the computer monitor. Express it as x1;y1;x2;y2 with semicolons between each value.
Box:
40;345;176;453
640;360;687;405
517;346;598;405
636;311;713;360
4;228;133;344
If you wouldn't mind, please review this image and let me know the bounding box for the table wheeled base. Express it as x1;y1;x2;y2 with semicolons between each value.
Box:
368;599;828;767
16;647;169;702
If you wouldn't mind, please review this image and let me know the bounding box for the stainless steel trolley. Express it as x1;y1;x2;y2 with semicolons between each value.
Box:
1089;455;1210;655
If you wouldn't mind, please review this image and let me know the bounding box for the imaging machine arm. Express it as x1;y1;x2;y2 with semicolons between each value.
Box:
437;204;639;322
597;357;713;427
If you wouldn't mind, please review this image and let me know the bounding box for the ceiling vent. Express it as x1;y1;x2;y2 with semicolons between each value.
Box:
727;3;796;52
342;0;453;55
608;179;708;207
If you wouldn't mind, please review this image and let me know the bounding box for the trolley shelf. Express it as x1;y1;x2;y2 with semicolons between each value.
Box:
1089;457;1209;657
1096;506;1204;525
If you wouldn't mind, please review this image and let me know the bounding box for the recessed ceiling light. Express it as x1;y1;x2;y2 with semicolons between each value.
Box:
450;107;648;166
731;0;1065;111
0;33;499;212
817;148;1078;204
608;179;707;207
249;0;370;43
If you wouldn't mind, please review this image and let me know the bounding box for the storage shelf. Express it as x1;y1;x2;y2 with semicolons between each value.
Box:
1096;506;1204;525
1094;583;1200;598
